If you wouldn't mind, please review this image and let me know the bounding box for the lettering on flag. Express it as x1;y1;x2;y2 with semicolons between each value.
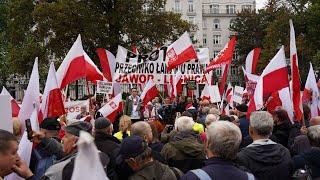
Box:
233;86;244;104
64;100;89;120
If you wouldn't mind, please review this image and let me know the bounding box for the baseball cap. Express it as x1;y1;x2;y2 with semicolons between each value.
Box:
119;135;147;159
40;118;61;131
94;117;111;130
64;121;92;137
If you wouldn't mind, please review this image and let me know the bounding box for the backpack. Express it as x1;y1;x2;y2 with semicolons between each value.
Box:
191;169;255;180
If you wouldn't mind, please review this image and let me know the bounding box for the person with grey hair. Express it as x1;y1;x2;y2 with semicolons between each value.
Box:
161;116;206;173
292;125;320;179
237;111;292;180
205;114;218;127
181;121;255;180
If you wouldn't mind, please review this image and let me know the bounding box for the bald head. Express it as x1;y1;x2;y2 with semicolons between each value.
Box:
131;121;153;143
310;116;320;126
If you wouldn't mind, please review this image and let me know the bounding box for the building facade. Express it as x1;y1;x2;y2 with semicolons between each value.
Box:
165;0;256;84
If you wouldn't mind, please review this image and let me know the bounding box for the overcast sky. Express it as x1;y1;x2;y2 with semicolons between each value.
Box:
256;0;268;9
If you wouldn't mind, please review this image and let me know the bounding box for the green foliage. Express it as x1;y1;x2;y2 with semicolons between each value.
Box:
230;0;319;85
4;0;192;77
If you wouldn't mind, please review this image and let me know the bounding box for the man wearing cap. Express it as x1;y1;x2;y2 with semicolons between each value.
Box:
32;121;109;180
119;135;177;180
235;104;250;138
94;117;120;180
30;118;62;179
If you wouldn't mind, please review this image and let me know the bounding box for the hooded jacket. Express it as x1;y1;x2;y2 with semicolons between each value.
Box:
236;139;293;180
161;131;206;173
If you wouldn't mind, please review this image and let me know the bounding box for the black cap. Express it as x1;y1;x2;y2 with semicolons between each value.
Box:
40;118;61;131
119;135;147;159
64;121;92;137
236;104;248;113
94;117;111;130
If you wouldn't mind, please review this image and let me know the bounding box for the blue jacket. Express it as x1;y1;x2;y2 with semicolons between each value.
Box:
180;157;251;180
239;116;249;138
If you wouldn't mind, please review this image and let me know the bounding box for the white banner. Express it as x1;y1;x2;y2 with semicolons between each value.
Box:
64;100;89;120
97;81;113;94
209;85;221;103
113;46;211;84
233;86;244;104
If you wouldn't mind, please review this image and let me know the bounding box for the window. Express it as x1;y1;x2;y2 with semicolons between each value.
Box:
203;34;207;45
226;5;236;14
213;19;220;29
188;0;194;12
216;67;222;76
233;50;238;60
231;66;237;75
209;4;219;14
174;0;180;12
188;16;195;25
213;50;220;58
213;35;221;45
242;5;252;11
203;18;207;28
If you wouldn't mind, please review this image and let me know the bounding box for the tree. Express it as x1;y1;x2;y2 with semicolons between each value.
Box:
0;0;10;86
7;0;192;76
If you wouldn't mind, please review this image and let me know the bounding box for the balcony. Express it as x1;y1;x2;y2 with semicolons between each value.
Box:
202;9;237;17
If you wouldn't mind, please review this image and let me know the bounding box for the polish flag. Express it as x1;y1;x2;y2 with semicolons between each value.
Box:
173;70;183;97
140;80;159;106
96;48;116;82
302;63;319;118
98;93;123;123
219;64;230;96
245;48;261;74
226;83;233;106
166;32;198;71
265;87;294;123
56;35;104;89
205;36;237;72
252;46;290;111
290;20;303;121
1;87;20;117
201;84;211;100
41;62;65;119
242;66;259;99
18;58;41;126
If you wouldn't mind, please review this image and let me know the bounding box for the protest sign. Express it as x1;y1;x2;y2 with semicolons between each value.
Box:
97;81;113;94
64;100;89;120
233;86;244;104
209;85;221;103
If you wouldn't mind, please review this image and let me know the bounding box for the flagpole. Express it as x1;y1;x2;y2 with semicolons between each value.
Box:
86;80;93;111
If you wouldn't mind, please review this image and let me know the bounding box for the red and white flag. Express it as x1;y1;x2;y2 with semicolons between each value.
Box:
302;63;320;118
226;83;233;106
1;87;20;117
166;32;198;71
201;84;211;100
219;64;230;96
290;19;303;121
41;62;65;119
265;87;294;123
97;48;116;82
140;80;159;106
98;93;123;122
205;36;237;72
56;35;104;89
251;46;290;111
173;70;183;97
242;66;259;99
18;58;41;125
245;48;261;74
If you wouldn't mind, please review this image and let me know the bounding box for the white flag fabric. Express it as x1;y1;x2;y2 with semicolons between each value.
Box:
18;58;40;127
71;131;108;180
0;95;13;132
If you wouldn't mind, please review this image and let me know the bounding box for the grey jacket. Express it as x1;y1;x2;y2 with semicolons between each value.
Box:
124;95;141;117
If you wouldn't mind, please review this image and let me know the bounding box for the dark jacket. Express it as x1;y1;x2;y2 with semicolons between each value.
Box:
158;104;176;125
129;160;177;180
239;115;249;138
181;157;253;180
290;135;311;156
94;131;121;180
273;120;291;148
293;147;320;179
237;140;293;180
161;131;206;173
124;96;141;118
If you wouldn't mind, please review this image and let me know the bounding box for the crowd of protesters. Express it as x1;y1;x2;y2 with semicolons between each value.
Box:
1;87;320;180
